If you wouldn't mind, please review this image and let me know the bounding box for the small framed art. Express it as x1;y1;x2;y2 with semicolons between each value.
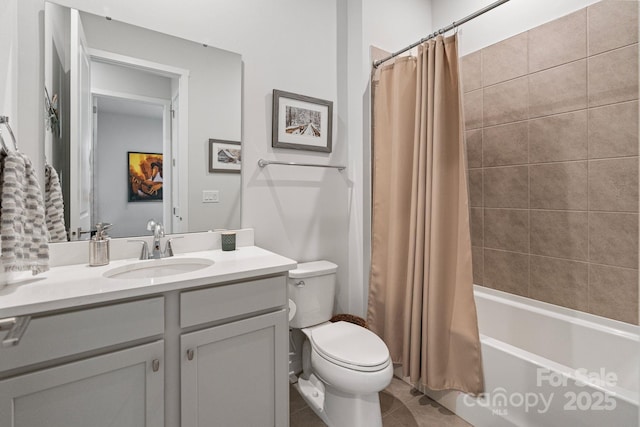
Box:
209;139;241;172
128;152;163;202
272;89;333;153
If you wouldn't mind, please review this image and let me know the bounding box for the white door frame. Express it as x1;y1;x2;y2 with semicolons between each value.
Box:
91;90;172;231
171;92;181;232
88;48;190;233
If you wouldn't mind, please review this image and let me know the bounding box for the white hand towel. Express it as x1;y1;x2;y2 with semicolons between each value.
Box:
0;151;50;275
45;164;68;243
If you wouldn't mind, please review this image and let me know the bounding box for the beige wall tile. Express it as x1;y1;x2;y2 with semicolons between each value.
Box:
464;89;483;130
484;249;529;296
482;32;528;87
461;51;482;93
484;166;529;208
588;158;639;212
589;101;639;159
530;162;588;210
465;129;483;168
530;256;588;311
472;246;483;285
588;0;639;56
483;77;529;126
483;122;528;166
529;110;588;163
484;208;529;252
589;264;638;324
588;45;639;107
468;169;483;207
455;2;639;324
529;60;587;118
589;212;638;268
470;207;483;247
529;9;586;73
531;210;588;260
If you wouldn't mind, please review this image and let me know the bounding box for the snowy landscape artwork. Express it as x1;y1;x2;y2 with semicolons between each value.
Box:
209;139;241;172
285;106;321;138
273;89;333;152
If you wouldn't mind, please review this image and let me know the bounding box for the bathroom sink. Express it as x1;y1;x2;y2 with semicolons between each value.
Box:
104;257;214;279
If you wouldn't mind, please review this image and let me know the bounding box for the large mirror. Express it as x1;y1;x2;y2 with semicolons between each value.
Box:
43;2;242;241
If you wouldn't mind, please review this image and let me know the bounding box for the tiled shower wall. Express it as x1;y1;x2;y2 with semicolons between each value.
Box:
461;1;639;324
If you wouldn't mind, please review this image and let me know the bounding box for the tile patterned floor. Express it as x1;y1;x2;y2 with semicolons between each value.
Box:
290;377;472;427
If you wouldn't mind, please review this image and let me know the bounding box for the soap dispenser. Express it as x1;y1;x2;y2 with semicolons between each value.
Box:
90;223;112;266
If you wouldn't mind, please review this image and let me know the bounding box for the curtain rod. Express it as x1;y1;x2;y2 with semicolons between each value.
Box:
373;0;511;68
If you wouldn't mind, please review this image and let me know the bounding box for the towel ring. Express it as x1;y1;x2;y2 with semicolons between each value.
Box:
0;116;19;153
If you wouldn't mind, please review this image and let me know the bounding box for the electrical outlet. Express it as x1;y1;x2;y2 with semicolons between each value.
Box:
202;190;219;203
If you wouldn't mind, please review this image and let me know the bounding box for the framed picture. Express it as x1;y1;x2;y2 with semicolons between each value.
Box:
128;152;163;202
272;90;333;153
209;139;241;172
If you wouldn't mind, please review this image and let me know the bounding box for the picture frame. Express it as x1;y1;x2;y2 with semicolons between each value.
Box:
272;89;333;153
209;139;242;172
128;152;163;202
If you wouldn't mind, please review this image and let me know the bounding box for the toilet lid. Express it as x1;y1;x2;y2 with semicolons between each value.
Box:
309;322;390;371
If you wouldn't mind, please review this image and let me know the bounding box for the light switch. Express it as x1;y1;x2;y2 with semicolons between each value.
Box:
202;190;219;203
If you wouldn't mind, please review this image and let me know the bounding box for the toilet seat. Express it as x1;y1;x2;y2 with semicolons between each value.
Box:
308;321;391;372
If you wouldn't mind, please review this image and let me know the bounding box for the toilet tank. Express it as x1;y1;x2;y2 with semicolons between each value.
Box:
288;261;338;329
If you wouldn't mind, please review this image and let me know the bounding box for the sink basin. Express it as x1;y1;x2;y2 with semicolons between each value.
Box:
104;257;214;279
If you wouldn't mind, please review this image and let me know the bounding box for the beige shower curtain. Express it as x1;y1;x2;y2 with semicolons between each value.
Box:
368;35;483;394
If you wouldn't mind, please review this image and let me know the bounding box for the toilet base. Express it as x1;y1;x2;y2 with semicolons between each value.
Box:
295;374;384;427
295;376;331;426
324;383;383;427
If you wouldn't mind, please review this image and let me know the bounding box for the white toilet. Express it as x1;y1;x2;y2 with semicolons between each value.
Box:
288;261;393;427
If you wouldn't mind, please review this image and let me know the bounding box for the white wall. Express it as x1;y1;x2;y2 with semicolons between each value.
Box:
91;62;172;100
96;109;163;237
363;0;434;58
431;0;601;56
202;0;349;311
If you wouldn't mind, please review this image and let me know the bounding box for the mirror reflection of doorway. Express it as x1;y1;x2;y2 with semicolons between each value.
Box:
93;95;171;238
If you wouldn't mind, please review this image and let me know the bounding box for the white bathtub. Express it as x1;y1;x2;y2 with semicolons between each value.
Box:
423;286;639;427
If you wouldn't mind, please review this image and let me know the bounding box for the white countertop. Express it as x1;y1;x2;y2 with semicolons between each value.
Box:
0;246;297;318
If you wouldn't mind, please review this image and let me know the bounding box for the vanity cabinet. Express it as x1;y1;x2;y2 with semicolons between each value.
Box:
181;310;289;427
0;341;164;427
179;275;289;427
0;272;290;427
0;297;166;427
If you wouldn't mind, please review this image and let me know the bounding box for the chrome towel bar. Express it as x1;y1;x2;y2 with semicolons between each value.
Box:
258;159;346;171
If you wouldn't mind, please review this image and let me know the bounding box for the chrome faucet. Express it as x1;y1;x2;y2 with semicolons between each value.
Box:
125;220;183;260
147;219;165;259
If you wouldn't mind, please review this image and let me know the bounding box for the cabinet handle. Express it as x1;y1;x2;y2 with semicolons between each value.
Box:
295;280;305;288
152;359;160;372
187;348;194;361
0;316;31;347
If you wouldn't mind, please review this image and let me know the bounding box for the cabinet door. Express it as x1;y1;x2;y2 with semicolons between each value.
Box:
0;340;164;427
181;310;289;427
